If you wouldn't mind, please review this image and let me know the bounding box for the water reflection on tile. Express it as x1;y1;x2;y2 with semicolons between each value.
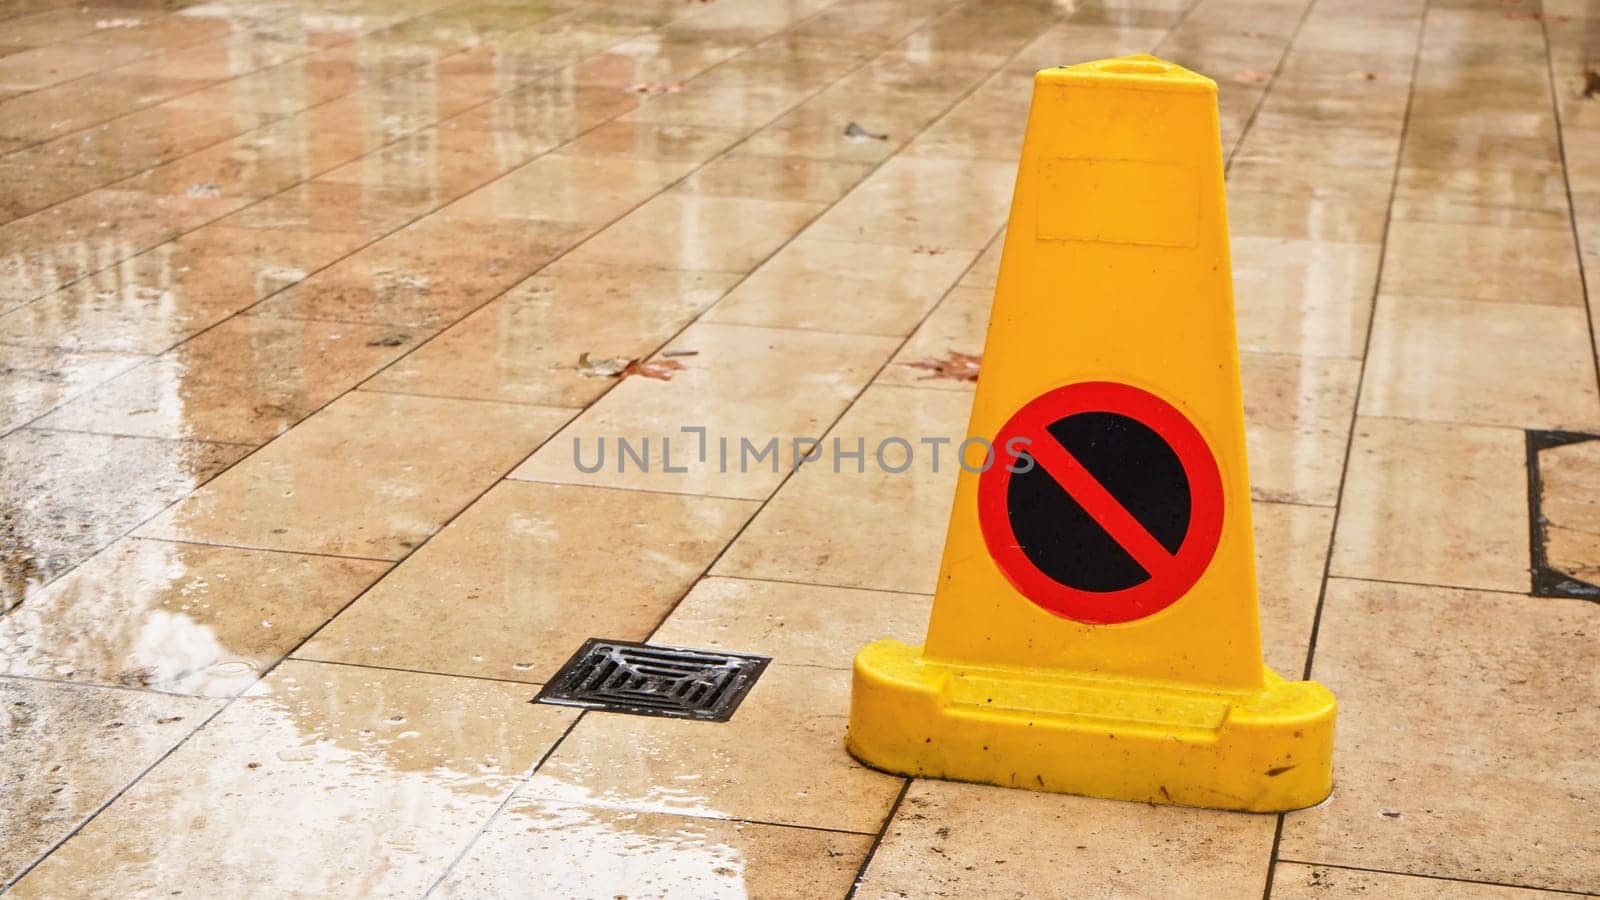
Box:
439;798;869;898
0;677;218;887
366;261;735;408
36;315;420;443
0;344;146;436
137;390;571;560
523;664;903;833
297;480;754;683
0;428;248;613
6;661;578;899
0;538;387;696
0;226;369;354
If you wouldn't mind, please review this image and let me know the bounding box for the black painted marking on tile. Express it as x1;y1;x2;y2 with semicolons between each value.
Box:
534;639;770;722
1526;429;1600;601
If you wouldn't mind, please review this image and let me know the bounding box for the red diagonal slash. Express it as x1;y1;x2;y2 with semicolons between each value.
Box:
1023;433;1176;578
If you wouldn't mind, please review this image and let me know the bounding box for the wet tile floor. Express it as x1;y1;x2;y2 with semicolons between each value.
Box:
0;0;1597;896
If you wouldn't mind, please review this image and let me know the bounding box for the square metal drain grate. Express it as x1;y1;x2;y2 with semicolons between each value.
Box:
534;639;770;722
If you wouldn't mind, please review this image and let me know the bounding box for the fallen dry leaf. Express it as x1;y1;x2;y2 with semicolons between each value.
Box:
1235;69;1270;84
843;121;889;142
913;245;945;256
577;351;632;378
900;350;981;383
577;352;685;381
1584;69;1600;99
619;358;684;381
1348;70;1380;81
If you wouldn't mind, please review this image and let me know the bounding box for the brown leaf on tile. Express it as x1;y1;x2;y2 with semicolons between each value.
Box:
1583;69;1600;99
913;245;945;255
618;358;684;381
1235;70;1270;84
575;352;684;381
1348;70;1380;81
577;351;632;378
899;350;981;383
843;122;890;142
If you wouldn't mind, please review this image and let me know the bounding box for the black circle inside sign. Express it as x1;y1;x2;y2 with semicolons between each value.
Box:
1006;411;1192;593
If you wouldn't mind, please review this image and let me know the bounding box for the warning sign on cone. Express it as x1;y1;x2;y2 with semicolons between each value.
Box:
847;55;1336;813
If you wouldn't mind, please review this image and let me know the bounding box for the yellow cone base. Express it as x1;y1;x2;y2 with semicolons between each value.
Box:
848;640;1336;812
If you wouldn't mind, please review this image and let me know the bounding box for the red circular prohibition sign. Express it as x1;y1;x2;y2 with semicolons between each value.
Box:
977;381;1225;625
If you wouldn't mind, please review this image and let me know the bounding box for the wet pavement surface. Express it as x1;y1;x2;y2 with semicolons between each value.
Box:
1;0;1598;896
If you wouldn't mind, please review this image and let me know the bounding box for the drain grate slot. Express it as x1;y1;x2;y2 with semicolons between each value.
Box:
534;638;770;721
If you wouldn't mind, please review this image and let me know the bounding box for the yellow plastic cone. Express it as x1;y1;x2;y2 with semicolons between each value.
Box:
847;55;1336;813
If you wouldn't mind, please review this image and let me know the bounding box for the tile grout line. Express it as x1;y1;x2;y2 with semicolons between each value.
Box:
844;778;913;899
1271;3;1431;898
1274;858;1595;896
1215;0;1331;897
1538;4;1600;396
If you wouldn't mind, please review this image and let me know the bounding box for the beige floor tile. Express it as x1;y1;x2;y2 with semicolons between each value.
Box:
1241;351;1361;506
0;344;146;435
806;157;1014;250
224;181;438;238
1232;237;1381;359
0;428;247;612
958;231;1004;288
1280;579;1599;893
0;538;387;697
563;193;825;274
652;577;933;671
0;677;219;887
1271;863;1568;898
1361;294;1600;431
137;391;572;560
1379;220;1584;306
0;226;369;354
437;798;870;899
877;284;992;392
6;660;579;899
737;90;952;166
903;83;1030;162
297;481;755;683
0;189;238;269
677;154;874;204
713;384;969;594
618;59;818;130
1331;417;1528;593
438;154;691;226
1392;166;1571;231
119;119;380;201
855;780;1275;899
249;217;590;329
1225;162;1391;245
704;238;975;335
557;120;743;163
512;322;898;500
1253;500;1335;678
36;316;421;444
363;262;734;409
524;664;904;832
